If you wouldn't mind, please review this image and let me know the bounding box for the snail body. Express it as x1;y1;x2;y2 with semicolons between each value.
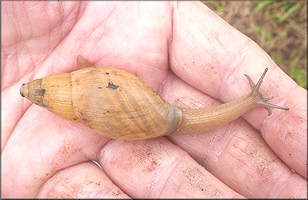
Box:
20;56;289;140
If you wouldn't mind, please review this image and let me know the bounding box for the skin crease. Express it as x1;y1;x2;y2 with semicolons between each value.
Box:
1;1;307;199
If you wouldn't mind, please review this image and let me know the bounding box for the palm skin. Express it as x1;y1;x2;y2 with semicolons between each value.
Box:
2;1;307;198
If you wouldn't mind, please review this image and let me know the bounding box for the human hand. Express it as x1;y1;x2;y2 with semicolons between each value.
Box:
2;1;306;198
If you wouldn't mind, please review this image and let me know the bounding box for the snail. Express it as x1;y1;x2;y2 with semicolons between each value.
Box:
20;56;289;140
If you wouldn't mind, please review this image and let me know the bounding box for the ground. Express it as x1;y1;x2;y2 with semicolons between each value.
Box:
202;1;307;89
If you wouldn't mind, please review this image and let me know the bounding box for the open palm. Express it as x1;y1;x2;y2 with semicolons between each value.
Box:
2;2;306;198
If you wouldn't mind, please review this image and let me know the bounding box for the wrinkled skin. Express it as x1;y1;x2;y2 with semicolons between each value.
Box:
2;1;307;198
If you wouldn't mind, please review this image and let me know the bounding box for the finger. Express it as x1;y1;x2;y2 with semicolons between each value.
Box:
1;1;80;71
98;138;244;198
161;72;307;198
2;83;27;151
62;1;172;89
36;162;128;198
2;106;110;198
261;88;307;178
169;1;306;178
2;1;82;150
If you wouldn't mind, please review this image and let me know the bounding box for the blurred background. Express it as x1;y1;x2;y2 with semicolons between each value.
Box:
202;1;307;89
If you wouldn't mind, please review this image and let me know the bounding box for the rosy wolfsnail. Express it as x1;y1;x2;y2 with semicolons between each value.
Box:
20;56;289;140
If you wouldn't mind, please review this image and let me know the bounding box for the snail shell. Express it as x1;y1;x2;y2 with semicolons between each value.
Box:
20;66;182;140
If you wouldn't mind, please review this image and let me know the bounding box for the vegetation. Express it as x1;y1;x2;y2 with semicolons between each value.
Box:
202;1;307;89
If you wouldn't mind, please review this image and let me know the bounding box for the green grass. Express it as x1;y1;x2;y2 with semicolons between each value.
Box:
203;1;307;89
254;1;272;12
277;3;300;23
